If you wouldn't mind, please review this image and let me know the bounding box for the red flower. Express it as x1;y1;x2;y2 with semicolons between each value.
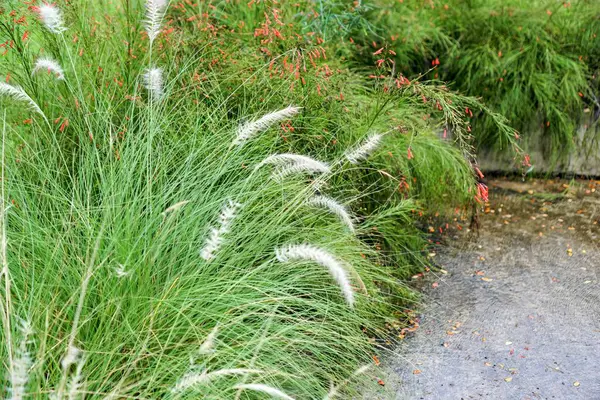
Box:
475;167;484;179
476;183;489;203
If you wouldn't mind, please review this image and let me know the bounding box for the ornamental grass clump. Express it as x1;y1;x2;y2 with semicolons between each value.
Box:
0;0;523;398
0;1;417;398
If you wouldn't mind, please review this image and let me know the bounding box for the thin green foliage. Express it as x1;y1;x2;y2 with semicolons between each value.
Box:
0;0;514;398
357;0;600;162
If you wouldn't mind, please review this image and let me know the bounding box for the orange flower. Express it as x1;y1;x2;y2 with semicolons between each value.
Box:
59;119;69;132
475;183;488;203
475;167;484;179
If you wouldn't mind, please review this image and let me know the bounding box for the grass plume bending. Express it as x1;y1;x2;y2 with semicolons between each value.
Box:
234;106;301;145
275;244;356;307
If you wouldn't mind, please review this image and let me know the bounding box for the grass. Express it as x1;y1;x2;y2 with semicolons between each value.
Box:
1;100;410;398
358;0;600;163
0;0;531;398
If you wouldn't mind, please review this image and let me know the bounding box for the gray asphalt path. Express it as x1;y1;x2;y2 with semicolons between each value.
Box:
372;179;600;400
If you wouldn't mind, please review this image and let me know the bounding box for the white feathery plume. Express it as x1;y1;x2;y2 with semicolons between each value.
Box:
198;325;218;355
234;106;301;145
145;0;168;44
7;320;33;400
142;67;164;100
39;4;67;34
162;200;190;216
171;369;262;393
233;384;295;400
275;244;355;307
255;153;330;179
66;355;86;400
344;133;383;164
255;153;314;168
0;82;44;115
306;195;355;233
61;345;81;370
32;58;65;80
200;200;242;261
274;162;329;180
113;264;130;278
324;364;371;400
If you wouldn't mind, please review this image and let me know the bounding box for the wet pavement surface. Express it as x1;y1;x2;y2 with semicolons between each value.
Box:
371;179;600;399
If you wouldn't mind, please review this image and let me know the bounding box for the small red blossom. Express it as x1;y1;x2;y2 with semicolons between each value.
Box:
59;119;69;132
476;183;489;203
475;167;485;179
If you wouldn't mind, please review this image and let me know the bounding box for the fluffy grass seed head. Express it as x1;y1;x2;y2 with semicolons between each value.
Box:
324;364;372;399
113;264;130;278
38;4;67;34
275;244;355;307
7;320;34;400
32;58;65;80
344;133;383;164
200;200;242;261
255;153;330;180
145;0;168;44
172;369;262;393
233;384;295;400
234;106;301;145
198;325;218;355
142;67;164;100
162;200;190;216
66;355;86;400
306;195;355;233
61;345;81;370
0;83;44;116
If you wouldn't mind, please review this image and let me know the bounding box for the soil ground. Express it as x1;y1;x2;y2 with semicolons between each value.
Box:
369;178;600;400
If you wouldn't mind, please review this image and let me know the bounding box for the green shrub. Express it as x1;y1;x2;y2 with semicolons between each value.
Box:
0;0;515;398
360;0;600;161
